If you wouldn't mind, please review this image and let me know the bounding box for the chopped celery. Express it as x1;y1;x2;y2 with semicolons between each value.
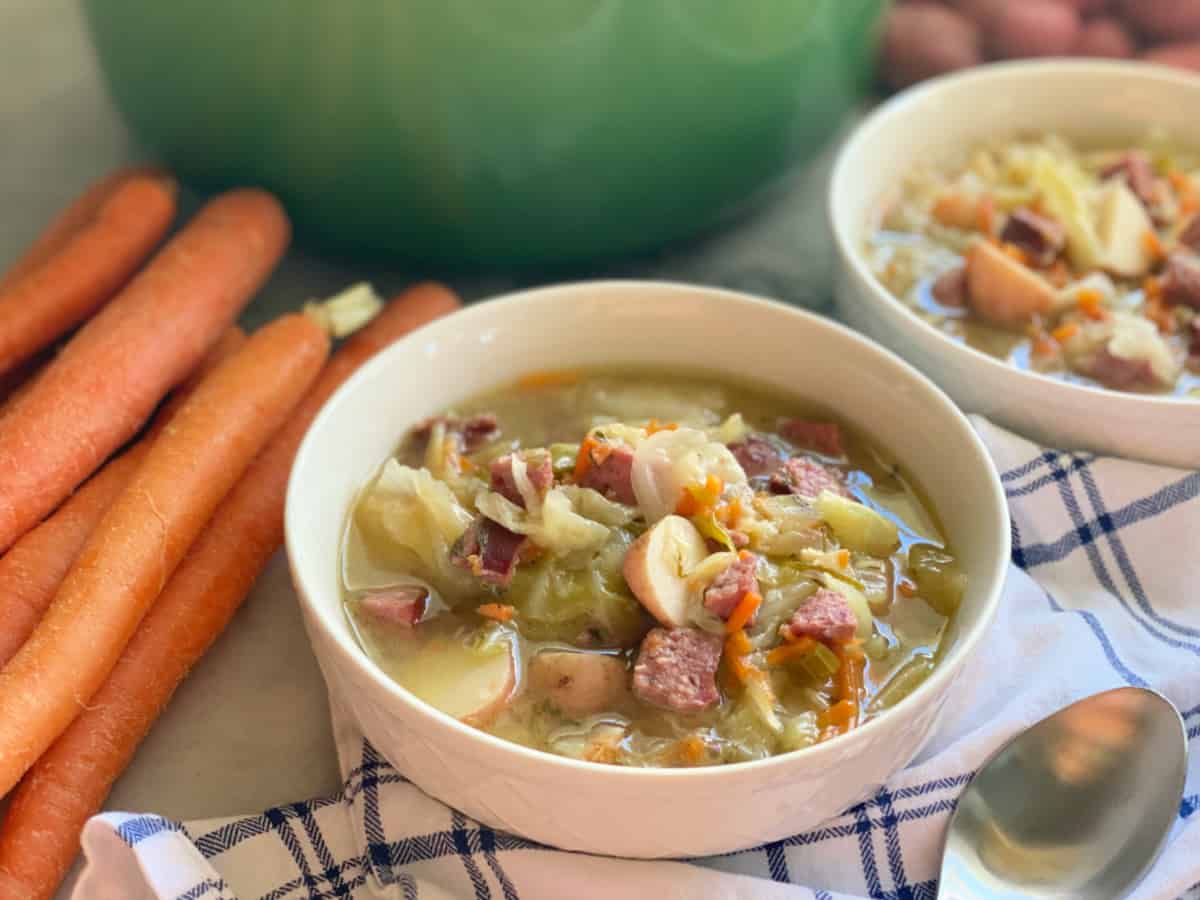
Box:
867;653;935;714
798;642;841;682
908;544;967;617
863;633;891;661
549;443;579;476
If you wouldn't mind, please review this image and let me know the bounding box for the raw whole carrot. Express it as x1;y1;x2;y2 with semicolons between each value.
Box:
0;314;327;798
0;167;165;294
0;354;44;412
0;327;245;670
0;284;460;899
0;449;144;673
0;188;289;554
0;173;178;379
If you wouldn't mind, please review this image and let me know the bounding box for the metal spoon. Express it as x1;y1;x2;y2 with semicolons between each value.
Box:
938;687;1188;899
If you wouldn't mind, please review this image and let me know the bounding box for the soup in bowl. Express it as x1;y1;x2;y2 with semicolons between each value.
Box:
343;371;965;767
286;281;1008;857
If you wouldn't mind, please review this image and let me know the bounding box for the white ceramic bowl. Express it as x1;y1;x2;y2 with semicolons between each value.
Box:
285;281;1009;858
830;60;1200;469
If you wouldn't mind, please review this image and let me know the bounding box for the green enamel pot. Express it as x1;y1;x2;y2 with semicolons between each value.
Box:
83;0;885;267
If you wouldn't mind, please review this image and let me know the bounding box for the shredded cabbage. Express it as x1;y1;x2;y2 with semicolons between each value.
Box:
1032;151;1104;271
740;493;824;556
1105;312;1181;386
816;491;899;557
476;486;611;555
557;484;635;527
686;551;739;593
358;461;476;600
631;427;747;522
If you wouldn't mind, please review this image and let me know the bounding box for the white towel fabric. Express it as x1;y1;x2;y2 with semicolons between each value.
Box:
71;418;1200;900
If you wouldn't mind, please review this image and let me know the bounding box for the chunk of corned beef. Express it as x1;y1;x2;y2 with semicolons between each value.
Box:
632;628;723;712
1084;346;1162;391
703;552;760;620
1000;208;1066;267
577;443;637;505
1101;152;1157;208
1179;216;1200;254
1161;253;1200;310
490;452;553;507
728;435;783;478
770;457;853;499
784;588;857;643
779;419;844;458
413;413;499;453
450;517;526;587
930;266;967;308
358;586;428;628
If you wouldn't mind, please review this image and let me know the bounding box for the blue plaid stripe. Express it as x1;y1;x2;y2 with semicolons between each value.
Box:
115;814;186;846
479;825;520;900
174;879;229;900
874;788;911;900
1076;464;1200;640
763;840;789;883
1003;453;1200;658
1003;453;1093;498
452;809;493;900
851;802;882;897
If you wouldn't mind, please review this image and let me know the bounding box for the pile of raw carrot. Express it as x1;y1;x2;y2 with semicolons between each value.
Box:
0;168;462;899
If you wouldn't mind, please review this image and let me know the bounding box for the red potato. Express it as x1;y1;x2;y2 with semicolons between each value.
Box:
965;241;1056;328
1050;0;1108;14
1142;42;1200;71
1120;0;1200;40
528;651;628;719
1074;17;1136;58
988;1;1081;58
944;0;1005;29
622;515;709;628
882;4;982;90
398;638;517;728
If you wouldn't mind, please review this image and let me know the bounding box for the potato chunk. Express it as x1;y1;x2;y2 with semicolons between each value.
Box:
528;651;627;718
965;241;1055;328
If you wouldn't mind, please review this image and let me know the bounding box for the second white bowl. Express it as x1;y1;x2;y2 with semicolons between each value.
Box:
830;60;1200;469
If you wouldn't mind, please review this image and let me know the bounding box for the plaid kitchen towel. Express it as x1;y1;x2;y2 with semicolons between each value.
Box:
72;418;1200;900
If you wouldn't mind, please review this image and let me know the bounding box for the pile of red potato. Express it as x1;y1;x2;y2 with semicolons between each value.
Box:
883;0;1200;90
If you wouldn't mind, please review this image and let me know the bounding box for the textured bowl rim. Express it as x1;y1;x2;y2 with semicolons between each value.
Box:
286;279;1010;781
829;58;1200;412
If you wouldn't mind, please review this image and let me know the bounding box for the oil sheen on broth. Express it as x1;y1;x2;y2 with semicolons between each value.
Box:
341;371;965;767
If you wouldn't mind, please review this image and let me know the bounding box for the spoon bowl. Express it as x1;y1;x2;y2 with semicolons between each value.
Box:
939;687;1188;899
